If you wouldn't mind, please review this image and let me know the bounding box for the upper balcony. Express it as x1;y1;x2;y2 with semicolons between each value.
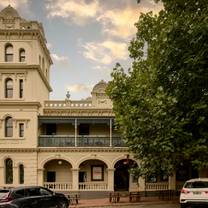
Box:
38;135;126;147
38;117;126;148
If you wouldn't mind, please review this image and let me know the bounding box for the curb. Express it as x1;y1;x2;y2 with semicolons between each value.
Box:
70;200;179;208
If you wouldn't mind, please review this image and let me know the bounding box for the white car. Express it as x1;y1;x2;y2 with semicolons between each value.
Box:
180;178;208;208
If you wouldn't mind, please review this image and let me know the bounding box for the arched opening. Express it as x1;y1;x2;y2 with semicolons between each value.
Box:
5;116;13;137
114;158;138;191
43;159;72;191
5;78;13;98
5;44;13;62
5;158;13;184
79;159;108;191
19;48;25;62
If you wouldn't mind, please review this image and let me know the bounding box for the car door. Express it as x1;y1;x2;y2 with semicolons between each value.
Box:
39;187;57;208
23;188;42;208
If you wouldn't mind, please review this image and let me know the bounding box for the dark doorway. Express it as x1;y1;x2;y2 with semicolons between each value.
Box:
114;159;137;191
79;172;86;182
47;171;56;182
46;124;56;135
79;124;89;135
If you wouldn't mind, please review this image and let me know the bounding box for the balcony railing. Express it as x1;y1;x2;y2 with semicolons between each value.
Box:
145;182;169;191
38;135;127;147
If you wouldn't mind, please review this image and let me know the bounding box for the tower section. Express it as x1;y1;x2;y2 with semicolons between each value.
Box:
0;5;52;149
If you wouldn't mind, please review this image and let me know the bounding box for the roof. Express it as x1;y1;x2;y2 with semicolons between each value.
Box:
0;5;21;19
92;80;108;94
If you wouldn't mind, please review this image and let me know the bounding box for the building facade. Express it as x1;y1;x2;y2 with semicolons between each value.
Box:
0;5;203;195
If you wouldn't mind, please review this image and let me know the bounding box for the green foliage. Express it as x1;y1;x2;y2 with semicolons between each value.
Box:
107;0;208;177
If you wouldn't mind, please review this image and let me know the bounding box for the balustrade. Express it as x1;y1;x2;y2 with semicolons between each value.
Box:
145;182;169;191
38;135;126;147
44;182;72;191
79;182;108;191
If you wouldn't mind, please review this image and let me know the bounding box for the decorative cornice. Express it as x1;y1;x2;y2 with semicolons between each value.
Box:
43;109;114;117
0;101;41;108
0;147;129;153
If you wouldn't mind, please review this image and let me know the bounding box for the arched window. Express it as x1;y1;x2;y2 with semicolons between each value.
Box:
19;164;24;184
5;78;13;98
19;49;25;62
5;117;13;137
5;44;13;62
5;158;13;184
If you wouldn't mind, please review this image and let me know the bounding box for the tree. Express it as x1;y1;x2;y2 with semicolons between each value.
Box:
107;0;208;177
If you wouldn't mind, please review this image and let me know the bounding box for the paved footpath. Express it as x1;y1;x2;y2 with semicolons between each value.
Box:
70;197;180;208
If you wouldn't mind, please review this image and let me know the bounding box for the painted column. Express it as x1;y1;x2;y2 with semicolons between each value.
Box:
75;119;77;147
109;119;112;147
107;168;115;191
168;171;176;190
72;168;79;191
37;168;44;186
138;177;146;191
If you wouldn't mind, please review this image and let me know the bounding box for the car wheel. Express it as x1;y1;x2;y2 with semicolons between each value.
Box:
58;202;68;208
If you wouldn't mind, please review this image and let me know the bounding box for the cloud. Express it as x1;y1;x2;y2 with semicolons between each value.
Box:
46;0;99;25
51;53;70;65
82;40;128;65
0;0;29;9
97;7;138;40
66;84;92;93
0;0;29;8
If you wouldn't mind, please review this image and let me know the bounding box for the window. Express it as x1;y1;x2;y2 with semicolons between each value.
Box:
19;79;23;98
5;44;13;62
19;49;25;62
5;117;13;137
19;164;24;184
46;124;56;135
19;123;24;137
5;158;13;184
79;124;89;135
5;78;13;98
42;57;45;71
91;165;104;181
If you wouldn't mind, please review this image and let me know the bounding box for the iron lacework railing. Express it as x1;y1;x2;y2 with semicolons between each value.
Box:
38;135;127;147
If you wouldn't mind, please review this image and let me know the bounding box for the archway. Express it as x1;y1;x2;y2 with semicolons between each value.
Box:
43;159;72;191
78;159;108;190
114;159;138;191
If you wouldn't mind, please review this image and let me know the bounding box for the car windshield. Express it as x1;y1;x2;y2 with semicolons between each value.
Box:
185;181;208;188
0;190;9;199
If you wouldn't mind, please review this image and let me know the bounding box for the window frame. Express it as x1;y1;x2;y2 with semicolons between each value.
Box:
5;117;13;137
19;49;25;62
19;123;24;137
5;158;13;184
5;78;13;98
5;44;13;62
19;79;23;98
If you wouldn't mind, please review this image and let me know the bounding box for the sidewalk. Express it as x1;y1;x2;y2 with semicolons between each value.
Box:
70;196;179;208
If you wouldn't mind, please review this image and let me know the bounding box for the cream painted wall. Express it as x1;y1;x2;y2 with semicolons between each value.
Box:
56;124;75;135
0;152;38;187
90;124;110;135
0;107;39;148
44;160;72;182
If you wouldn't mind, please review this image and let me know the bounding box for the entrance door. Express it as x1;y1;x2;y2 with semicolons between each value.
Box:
114;166;129;191
47;171;56;182
79;172;86;182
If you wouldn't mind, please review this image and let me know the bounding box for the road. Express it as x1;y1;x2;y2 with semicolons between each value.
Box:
113;204;180;208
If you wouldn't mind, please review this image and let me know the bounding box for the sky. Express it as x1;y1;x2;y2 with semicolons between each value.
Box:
0;0;163;100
